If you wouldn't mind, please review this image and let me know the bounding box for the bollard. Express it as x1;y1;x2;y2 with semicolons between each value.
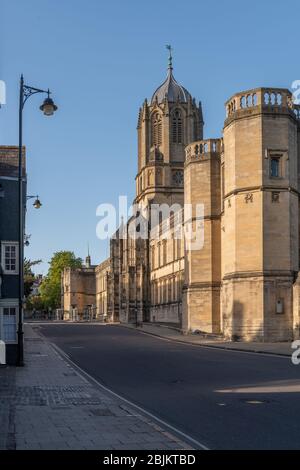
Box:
0;340;6;365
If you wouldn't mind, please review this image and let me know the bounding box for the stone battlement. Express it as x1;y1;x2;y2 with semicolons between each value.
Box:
185;138;222;164
225;87;300;126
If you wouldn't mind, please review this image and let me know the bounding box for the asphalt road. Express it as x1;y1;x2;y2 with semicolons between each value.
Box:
37;324;300;450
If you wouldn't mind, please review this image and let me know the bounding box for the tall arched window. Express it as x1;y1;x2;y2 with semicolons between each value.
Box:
172;109;183;144
162;239;167;265
151;113;162;146
151;245;155;269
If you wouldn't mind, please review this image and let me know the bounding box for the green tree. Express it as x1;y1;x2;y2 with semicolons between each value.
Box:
26;295;45;312
40;251;82;309
24;258;42;298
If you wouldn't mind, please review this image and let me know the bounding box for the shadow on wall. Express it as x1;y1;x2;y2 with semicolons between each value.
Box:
230;301;263;342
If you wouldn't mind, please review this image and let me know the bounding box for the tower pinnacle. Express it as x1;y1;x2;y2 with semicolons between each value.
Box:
85;243;91;268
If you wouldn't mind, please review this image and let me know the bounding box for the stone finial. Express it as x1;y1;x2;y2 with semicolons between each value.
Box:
85;244;91;268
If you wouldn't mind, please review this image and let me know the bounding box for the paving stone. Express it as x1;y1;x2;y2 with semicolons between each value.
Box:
0;324;192;450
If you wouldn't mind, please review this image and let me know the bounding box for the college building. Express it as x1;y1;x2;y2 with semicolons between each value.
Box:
61;57;300;342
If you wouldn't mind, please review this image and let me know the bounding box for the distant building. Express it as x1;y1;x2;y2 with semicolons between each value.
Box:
0;146;26;364
62;57;300;341
61;255;97;320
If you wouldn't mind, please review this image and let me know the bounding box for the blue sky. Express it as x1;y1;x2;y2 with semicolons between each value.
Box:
0;0;299;273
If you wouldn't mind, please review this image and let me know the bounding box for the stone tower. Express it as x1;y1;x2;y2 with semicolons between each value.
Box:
118;49;205;325
222;88;300;341
135;48;203;210
183;139;222;334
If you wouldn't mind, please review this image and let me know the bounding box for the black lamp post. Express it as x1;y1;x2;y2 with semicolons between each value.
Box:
17;75;57;366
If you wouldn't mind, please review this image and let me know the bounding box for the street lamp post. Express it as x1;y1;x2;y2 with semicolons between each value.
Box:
17;75;57;366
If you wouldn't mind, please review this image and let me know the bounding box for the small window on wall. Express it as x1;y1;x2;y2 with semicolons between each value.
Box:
270;157;280;178
162;240;167;265
267;150;286;179
2;307;17;342
151;246;155;270
1;242;19;274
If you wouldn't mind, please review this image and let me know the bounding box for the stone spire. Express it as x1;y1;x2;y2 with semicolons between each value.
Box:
85;244;91;268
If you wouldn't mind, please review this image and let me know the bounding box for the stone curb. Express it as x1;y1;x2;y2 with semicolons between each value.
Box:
117;324;291;358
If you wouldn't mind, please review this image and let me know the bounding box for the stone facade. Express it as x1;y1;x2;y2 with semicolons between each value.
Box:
149;212;184;325
61;61;300;341
95;258;112;322
221;89;300;341
61;256;96;320
183;139;222;334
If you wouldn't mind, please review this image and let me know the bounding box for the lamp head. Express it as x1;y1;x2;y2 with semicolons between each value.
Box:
33;198;42;209
40;90;58;116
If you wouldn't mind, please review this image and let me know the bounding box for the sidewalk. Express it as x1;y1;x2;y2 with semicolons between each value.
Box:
121;323;293;357
0;325;192;450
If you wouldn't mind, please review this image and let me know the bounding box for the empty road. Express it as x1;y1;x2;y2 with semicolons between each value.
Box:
37;324;300;450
